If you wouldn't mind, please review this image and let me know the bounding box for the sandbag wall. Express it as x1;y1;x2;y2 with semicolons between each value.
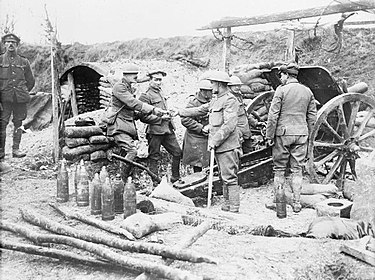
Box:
232;61;284;99
98;77;112;109
62;126;112;163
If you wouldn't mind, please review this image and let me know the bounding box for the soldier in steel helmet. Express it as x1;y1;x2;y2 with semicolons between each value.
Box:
0;33;35;174
181;79;212;172
138;70;183;186
106;63;167;182
171;70;241;213
265;62;317;213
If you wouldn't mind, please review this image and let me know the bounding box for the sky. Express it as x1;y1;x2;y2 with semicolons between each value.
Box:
0;0;374;45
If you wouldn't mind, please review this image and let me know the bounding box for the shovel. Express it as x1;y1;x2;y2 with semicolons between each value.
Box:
106;150;161;184
207;148;215;208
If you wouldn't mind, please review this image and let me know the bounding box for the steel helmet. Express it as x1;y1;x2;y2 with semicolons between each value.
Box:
122;63;139;74
198;79;212;90
206;70;231;83
228;76;243;86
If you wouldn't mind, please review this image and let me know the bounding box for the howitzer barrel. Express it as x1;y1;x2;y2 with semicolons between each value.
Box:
346;82;368;94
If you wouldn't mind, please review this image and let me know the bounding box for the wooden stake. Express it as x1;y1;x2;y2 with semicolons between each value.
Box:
49;203;135;240
68;72;78;116
136;221;212;280
20;207;217;264
1;221;202;280
222;27;231;73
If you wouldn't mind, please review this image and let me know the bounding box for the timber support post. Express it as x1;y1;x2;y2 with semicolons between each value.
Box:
222;27;232;73
67;72;78;116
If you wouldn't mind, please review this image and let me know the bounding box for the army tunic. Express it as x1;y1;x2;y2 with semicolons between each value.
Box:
0;52;35;155
107;79;154;160
233;92;253;154
138;86;182;162
181;93;210;169
179;90;240;186
266;78;317;172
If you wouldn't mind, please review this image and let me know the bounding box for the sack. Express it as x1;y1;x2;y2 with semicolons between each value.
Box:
101;105;125;125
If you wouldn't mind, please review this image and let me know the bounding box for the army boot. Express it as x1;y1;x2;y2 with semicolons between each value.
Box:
149;159;159;188
291;171;303;213
221;184;230;211
265;171;285;210
170;156;181;183
228;184;240;213
12;128;26;158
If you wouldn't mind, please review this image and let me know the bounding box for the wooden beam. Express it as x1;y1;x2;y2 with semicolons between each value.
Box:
222;27;231;73
198;0;375;30
67;73;78;116
285;30;295;62
51;35;60;163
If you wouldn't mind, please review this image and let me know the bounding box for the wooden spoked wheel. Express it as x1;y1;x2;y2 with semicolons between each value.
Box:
307;93;375;186
245;90;274;121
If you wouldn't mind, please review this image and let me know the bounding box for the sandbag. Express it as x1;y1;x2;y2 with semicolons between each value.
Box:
89;135;109;144
305;216;368;240
64;126;104;138
285;191;327;209
249;83;272;93
301;183;338;195
122;212;156;238
239;69;264;85
247;77;270;86
90;150;107;162
65;137;89;148
62;144;111;160
150;176;195;207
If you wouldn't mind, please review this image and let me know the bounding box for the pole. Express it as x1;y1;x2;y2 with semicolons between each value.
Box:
207;149;215;208
222;27;232;73
51;39;59;163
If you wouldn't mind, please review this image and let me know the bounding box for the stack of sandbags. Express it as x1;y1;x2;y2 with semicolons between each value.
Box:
232;61;284;99
75;82;101;114
98;76;112;109
62;125;111;162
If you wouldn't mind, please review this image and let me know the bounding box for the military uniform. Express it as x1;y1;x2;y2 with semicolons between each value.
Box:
179;90;241;212
181;93;210;171
139;86;182;183
233;92;253;154
0;50;35;158
266;77;317;211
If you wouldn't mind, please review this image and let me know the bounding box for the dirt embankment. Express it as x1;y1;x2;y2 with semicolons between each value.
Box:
14;27;375;95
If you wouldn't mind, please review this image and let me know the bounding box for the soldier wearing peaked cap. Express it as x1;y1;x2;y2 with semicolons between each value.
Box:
0;32;35;171
138;70;183;186
106;63;167;182
265;62;317;213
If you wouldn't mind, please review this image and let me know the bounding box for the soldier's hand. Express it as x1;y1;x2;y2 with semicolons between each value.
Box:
160;114;171;120
153;107;168;117
201;125;210;136
168;108;179;117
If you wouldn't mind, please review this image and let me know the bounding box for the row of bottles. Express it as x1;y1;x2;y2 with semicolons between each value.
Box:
56;160;136;220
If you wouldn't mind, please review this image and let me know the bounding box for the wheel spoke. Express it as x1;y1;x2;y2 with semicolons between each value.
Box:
353;109;375;139
358;129;375;142
314;141;344;149
315;149;339;167
322;119;344;142
347;101;360;135
336;104;349;139
348;159;357;180
323;154;344;184
359;146;374;152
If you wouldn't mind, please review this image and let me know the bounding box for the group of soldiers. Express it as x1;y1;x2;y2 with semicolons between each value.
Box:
108;62;317;214
0;32;317;215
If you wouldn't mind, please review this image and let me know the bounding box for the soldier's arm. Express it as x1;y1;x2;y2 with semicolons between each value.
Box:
306;92;317;136
138;91;161;124
113;84;154;114
181;100;205;134
178;103;209;117
24;59;35;92
210;96;239;148
265;88;282;139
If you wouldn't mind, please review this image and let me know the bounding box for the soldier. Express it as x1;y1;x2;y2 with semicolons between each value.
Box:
181;79;212;172
228;75;253;154
106;63;167;182
172;71;241;213
138;70;183;185
0;33;35;173
265;63;317;213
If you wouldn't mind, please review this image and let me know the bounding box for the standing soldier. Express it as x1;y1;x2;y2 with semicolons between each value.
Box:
0;33;35;173
181;79;212;172
106;63;166;182
138;70;183;185
265;63;317;213
172;71;241;213
228;75;253;154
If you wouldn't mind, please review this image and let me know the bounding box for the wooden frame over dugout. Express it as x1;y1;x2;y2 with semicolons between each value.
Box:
197;0;375;72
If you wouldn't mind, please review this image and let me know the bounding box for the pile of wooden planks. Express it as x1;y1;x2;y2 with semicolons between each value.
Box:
98;76;112;109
